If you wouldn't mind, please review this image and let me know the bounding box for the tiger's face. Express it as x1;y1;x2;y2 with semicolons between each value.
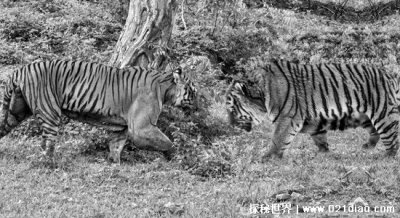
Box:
226;92;253;131
172;68;197;109
226;81;266;132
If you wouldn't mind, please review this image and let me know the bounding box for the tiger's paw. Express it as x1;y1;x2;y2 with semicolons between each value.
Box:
35;151;56;168
362;143;376;149
108;152;121;165
385;144;399;158
162;149;175;161
159;145;176;161
0;127;7;138
385;149;398;158
317;143;329;152
261;151;283;163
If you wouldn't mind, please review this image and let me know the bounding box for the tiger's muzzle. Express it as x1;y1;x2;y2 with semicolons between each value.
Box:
228;111;253;132
237;121;252;132
179;99;198;111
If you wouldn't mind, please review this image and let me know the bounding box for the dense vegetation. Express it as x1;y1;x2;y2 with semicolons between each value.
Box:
0;0;399;217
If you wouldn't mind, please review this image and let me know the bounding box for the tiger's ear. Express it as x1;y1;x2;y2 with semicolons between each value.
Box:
173;68;184;83
233;81;248;95
233;80;244;91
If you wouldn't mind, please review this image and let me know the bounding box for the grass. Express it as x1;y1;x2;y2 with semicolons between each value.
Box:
0;116;399;217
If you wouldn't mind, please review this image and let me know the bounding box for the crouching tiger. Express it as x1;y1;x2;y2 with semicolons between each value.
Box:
0;60;197;163
226;60;400;161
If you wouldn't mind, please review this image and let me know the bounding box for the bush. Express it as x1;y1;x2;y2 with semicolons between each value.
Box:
0;0;122;64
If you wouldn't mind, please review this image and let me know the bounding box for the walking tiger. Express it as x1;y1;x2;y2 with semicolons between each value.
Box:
226;60;400;161
0;60;197;163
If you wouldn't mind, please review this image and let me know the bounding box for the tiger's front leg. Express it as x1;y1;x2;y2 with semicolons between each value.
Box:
130;124;175;159
108;93;175;163
262;117;303;162
127;95;175;158
361;119;380;149
108;133;128;164
35;105;62;160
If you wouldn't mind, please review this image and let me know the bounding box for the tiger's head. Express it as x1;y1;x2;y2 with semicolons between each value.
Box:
171;68;197;109
226;80;267;131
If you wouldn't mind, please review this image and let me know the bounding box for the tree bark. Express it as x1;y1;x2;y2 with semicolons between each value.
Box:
109;0;176;70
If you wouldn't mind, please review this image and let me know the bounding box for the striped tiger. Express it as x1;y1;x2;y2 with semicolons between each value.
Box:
226;60;400;161
0;60;197;163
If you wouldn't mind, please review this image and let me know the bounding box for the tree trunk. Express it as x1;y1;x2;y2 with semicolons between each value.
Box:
109;0;176;70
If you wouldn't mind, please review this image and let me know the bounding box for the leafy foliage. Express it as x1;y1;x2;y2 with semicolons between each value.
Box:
0;0;122;64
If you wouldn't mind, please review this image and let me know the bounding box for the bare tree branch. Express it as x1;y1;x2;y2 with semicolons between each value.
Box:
181;0;187;30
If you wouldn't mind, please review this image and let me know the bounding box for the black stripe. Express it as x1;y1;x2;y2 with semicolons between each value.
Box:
111;68;117;104
374;68;381;113
353;90;361;112
331;109;338;130
273;62;291;122
326;65;339;87
375;97;388;125
72;61;84;83
151;74;161;89
380;130;397;140
87;95;100;113
301;65;310;117
342;81;351;107
364;69;373;113
331;84;342;116
76;69;97;110
353;65;365;83
144;69;150;84
317;64;329;96
380;122;398;135
345;64;361;90
319;84;329;116
287;62;301;118
136;67;143;87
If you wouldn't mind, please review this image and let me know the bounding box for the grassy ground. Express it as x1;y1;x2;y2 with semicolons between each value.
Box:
0;112;399;217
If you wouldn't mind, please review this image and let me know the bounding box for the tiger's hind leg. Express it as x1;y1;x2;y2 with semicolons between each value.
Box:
361;119;380;149
310;130;329;152
372;113;399;157
262;117;303;162
37;114;62;158
309;122;380;152
33;98;62;158
0;87;31;137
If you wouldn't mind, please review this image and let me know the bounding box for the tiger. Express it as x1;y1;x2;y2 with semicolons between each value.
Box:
226;60;400;161
0;60;197;163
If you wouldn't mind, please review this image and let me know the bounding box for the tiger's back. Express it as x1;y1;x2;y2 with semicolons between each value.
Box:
12;61;164;121
264;61;398;124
